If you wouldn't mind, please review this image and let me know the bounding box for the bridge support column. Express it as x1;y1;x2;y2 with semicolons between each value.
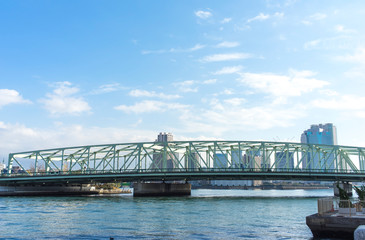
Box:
334;182;353;197
133;182;191;197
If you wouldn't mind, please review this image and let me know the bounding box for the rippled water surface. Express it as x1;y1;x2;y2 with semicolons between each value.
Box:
0;189;334;239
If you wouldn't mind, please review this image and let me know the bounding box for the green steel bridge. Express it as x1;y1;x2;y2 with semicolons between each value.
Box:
1;140;365;184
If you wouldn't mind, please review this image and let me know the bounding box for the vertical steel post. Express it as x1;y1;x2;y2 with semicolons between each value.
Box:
35;152;38;175
138;144;141;171
61;149;64;173
113;145;116;172
163;143;167;171
117;150;120;171
87;147;90;173
93;152;96;172
262;143;266;171
7;154;13;176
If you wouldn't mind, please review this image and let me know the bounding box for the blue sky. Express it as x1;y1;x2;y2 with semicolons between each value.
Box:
1;0;365;158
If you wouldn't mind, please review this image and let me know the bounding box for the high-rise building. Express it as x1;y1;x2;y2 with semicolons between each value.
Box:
156;132;174;142
275;152;294;170
213;153;228;168
300;123;337;170
243;153;262;170
231;150;243;168
185;152;200;170
152;132;176;170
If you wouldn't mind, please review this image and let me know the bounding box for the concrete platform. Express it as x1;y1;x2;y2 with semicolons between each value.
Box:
307;212;365;239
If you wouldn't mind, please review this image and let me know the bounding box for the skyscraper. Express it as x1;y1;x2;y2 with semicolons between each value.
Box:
152;132;176;170
156;132;173;142
300;123;337;170
275;152;294;170
213;153;228;168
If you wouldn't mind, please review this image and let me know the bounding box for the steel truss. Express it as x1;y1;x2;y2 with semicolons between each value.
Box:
5;141;365;179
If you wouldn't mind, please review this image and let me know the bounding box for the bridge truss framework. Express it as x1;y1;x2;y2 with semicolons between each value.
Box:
3;141;365;183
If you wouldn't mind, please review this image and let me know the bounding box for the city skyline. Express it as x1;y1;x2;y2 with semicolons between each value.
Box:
1;1;365;160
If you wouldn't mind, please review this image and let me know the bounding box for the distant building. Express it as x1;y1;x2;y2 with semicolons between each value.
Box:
152;132;176;170
156;132;173;142
275;152;294;170
185;152;200;170
243;153;262;170
213;153;228;168
300;123;338;170
231;150;243;168
0;163;6;174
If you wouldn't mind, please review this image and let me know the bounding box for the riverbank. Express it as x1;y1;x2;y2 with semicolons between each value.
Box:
192;184;331;190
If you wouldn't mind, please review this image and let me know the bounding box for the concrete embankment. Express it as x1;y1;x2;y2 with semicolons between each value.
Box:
133;182;191;197
0;184;99;196
97;188;132;194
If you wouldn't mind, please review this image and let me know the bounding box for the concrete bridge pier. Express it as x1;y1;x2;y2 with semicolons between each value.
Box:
334;182;353;197
133;182;191;197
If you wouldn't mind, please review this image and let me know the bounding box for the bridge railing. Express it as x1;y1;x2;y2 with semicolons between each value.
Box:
2;167;365;178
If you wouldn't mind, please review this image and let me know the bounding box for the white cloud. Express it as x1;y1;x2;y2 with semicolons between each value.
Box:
188;44;205;51
304;36;354;50
0;121;158;158
201;53;252;62
238;69;329;102
141;49;166;55
195;10;212;19
0;89;31;108
202;79;217;84
333;25;356;34
335;48;365;77
274;12;284;18
129;89;181;99
173;80;198;93
312;94;365;110
246;12;283;24
310;13;327;21
179;99;305;136
142;44;205;55
223;98;246;106
222;89;234;95
221;18;232;24
40;82;91;116
212;89;235;96
336;48;365;63
278;34;287;41
247;13;270;23
302;13;327;25
301;20;312;26
304;39;321;49
216;41;240;48
173;79;218;92
115;100;189;114
170;44;205;53
91;83;125;94
213;65;243;75
319;89;339;97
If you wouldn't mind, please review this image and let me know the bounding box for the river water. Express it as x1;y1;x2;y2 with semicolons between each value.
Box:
0;189;334;239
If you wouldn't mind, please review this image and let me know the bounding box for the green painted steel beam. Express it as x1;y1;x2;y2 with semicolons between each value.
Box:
3;140;365;183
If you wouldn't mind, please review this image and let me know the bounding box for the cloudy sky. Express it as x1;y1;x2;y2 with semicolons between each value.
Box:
1;0;365;159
